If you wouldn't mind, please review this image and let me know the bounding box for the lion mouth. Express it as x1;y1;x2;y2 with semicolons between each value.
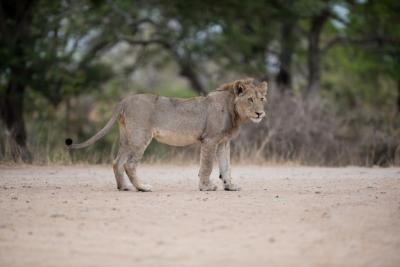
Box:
250;117;263;123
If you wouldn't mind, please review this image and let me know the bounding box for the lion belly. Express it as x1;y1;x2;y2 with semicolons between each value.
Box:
153;129;200;147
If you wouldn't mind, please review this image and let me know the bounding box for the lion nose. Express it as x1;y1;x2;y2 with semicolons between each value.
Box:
255;112;264;118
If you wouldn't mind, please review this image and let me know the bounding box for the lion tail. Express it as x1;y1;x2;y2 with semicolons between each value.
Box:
65;104;123;149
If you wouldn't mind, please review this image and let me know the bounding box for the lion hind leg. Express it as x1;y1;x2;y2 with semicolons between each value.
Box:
113;150;133;191
124;155;152;192
123;130;153;192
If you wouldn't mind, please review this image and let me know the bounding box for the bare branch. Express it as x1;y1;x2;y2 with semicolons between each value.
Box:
78;40;114;68
321;36;348;52
322;35;400;53
329;12;349;27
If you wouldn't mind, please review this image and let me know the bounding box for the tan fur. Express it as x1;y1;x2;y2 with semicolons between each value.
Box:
66;78;268;191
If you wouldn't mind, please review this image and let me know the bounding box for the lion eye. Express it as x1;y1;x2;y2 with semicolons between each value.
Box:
248;97;254;103
261;97;265;102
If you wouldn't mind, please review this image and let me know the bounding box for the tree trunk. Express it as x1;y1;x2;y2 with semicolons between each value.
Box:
0;68;32;163
306;10;330;97
0;0;36;162
276;19;295;92
178;61;207;96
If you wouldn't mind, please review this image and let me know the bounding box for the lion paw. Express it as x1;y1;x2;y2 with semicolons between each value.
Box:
224;183;241;191
137;184;152;192
199;182;217;191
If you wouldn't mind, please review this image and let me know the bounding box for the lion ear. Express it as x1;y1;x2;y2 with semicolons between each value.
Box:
234;81;246;96
260;81;268;95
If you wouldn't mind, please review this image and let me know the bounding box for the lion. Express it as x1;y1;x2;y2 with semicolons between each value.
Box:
65;78;267;192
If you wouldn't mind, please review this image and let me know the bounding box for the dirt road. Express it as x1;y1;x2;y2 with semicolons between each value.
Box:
0;165;399;267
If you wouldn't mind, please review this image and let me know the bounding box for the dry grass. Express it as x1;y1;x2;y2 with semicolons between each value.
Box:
234;90;400;166
0;89;399;166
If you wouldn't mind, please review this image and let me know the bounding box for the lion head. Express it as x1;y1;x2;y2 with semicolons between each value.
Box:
222;78;267;123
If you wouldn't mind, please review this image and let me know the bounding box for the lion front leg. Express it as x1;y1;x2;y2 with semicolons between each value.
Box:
217;141;240;191
198;141;218;191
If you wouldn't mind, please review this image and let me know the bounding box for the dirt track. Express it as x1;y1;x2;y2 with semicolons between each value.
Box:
0;165;399;267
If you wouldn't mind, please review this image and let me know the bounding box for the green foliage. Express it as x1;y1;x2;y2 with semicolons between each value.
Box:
324;45;397;112
158;86;197;98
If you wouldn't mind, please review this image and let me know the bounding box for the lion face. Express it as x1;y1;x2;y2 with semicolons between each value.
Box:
234;79;267;123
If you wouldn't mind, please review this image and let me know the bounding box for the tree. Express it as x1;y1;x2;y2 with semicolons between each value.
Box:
0;0;113;162
306;6;331;96
276;18;297;91
346;0;400;112
0;0;38;162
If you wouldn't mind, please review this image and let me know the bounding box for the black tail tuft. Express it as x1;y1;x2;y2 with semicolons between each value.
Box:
65;138;73;146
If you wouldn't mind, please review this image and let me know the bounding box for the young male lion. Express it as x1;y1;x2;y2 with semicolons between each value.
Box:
66;78;267;192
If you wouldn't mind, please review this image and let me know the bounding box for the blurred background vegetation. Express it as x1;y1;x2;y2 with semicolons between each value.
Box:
0;0;399;165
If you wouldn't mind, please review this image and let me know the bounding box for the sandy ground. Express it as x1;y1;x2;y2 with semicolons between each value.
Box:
0;164;399;267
